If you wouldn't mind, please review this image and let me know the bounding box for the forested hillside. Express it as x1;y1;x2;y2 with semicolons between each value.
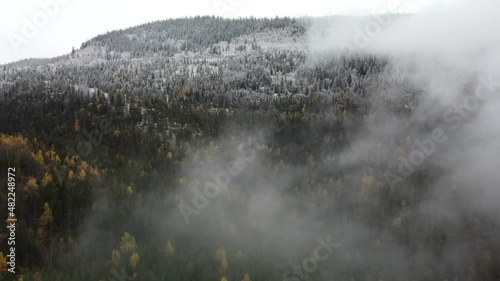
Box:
0;16;499;281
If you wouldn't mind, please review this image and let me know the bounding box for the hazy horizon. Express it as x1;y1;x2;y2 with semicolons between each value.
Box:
0;0;435;64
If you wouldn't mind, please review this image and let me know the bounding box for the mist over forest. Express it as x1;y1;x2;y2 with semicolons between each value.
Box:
0;0;499;280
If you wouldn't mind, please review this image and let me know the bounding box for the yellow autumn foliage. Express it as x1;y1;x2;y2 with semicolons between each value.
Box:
0;251;7;272
78;169;86;180
40;203;53;226
45;149;61;163
32;150;45;166
129;253;140;270
126;186;134;196
80;161;89;170
42;173;53;187
0;134;28;149
111;249;121;269
120;232;137;254
90;167;100;177
242;273;251;281
65;156;76;167
26;177;39;190
166;240;175;256
37;203;53;240
221;257;229;271
215;248;226;261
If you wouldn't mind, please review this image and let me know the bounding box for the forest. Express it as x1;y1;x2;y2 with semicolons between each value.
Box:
0;15;499;281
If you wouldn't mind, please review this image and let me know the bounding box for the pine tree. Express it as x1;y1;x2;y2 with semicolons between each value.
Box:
120;232;137;255
111;249;121;269
129;253;140;270
166;240;175;256
37;203;53;241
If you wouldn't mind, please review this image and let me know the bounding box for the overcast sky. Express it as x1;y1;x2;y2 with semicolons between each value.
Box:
0;0;437;64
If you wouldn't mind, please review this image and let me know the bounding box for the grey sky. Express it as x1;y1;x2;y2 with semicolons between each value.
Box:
0;0;435;64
